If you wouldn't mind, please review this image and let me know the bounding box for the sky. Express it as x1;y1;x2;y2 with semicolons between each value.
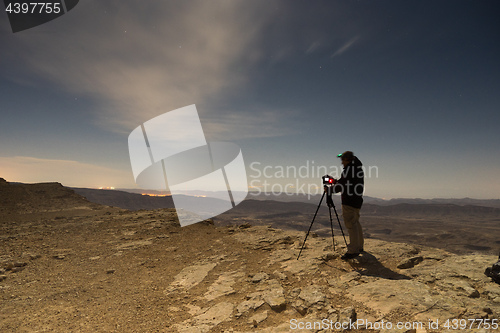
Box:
1;0;499;199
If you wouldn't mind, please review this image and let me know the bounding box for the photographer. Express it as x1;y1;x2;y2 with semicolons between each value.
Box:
332;151;365;260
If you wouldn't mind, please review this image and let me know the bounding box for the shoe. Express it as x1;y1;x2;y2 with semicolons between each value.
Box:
341;253;360;260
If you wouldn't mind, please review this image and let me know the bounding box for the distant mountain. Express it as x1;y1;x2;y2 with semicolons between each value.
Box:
246;192;500;209
0;178;99;214
375;197;500;209
70;186;500;218
218;199;500;220
72;187;175;211
111;187;500;209
115;188;170;196
362;203;500;217
73;187;238;215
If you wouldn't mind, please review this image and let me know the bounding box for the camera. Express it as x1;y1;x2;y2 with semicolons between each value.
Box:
322;174;336;185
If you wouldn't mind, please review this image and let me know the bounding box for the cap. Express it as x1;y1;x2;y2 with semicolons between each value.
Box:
337;151;354;160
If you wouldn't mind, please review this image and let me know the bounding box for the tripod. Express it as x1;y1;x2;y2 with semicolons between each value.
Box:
297;185;347;260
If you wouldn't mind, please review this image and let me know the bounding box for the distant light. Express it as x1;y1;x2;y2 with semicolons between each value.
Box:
141;193;171;197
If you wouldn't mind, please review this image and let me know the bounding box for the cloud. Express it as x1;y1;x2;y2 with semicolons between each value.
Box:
4;1;280;135
201;106;303;141
306;41;321;54
0;156;134;188
331;36;360;58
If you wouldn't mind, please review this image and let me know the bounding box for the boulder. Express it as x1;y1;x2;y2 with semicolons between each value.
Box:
397;256;424;269
484;254;500;284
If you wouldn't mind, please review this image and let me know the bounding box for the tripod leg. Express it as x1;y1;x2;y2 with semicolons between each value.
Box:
328;206;335;251
297;191;325;260
332;203;348;248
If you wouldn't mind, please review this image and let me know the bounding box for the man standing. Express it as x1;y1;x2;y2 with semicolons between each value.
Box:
333;151;365;260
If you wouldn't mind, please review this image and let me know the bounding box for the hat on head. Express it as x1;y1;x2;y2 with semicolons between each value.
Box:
337;151;354;160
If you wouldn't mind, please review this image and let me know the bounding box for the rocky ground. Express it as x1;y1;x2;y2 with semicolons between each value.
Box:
1;180;499;332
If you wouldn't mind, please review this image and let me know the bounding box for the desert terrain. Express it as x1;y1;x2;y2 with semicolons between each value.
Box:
1;178;499;332
72;187;500;256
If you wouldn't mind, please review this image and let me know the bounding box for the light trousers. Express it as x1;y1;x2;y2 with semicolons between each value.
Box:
342;204;364;254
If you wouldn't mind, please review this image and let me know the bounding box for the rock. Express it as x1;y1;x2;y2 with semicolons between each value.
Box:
483;307;493;314
289;287;301;299
290;285;327;315
262;281;286;312
338;306;356;325
397;256;424;269
247;310;268;325
316;252;338;261
53;254;66;260
483;284;500;300
175;302;234;333
291;300;307;316
22;253;41;260
166;262;217;292
106;269;115;274
348;279;462;321
327;308;339;322
278;235;295;245
0;275;7;281
204;271;242;300
464;305;492;319
251;272;269;283
272;270;287;281
461;284;480;298
485;256;500;284
236;293;265;318
193;302;233;325
11;266;25;273
413;254;494;282
436;279;480;298
184;304;202;316
268;250;293;263
298;285;326;308
294;240;305;250
339;271;361;283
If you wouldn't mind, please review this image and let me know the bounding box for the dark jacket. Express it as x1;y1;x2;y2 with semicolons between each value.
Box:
333;156;364;209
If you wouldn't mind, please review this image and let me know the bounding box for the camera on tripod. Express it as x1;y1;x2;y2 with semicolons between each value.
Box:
322;174;336;185
297;174;347;260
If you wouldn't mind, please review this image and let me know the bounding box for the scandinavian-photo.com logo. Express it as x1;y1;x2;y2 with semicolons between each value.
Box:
248;161;378;199
128;105;248;227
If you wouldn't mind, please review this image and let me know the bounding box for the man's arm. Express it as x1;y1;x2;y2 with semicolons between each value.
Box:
333;166;349;193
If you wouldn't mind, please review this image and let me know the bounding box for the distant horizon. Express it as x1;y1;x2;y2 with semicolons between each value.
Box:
4;177;500;201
